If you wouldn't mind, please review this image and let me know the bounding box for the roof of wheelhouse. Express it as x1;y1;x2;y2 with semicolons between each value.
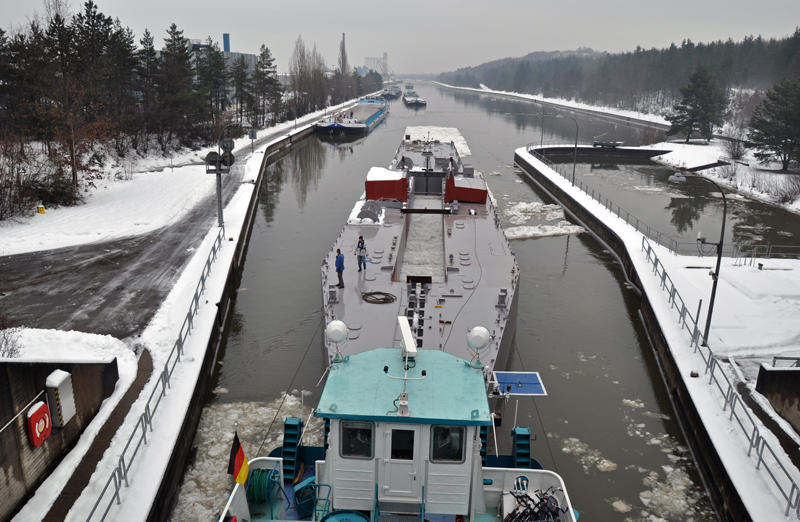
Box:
314;348;492;426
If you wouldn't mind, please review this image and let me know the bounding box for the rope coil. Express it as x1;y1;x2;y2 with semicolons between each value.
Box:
361;291;397;304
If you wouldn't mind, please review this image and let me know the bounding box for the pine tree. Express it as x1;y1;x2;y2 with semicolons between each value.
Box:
195;37;227;129
667;65;727;143
748;78;800;170
156;23;198;150
231;55;252;125
253;44;281;126
135;29;159;150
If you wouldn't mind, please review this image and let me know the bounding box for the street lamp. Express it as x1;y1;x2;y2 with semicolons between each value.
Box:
668;172;727;347
534;110;560;148
557;114;579;186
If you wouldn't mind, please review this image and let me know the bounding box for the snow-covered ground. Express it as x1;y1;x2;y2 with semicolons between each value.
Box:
3;107;332;522
515;146;800;520
441;82;669;126
646;140;800;215
0;107;342;257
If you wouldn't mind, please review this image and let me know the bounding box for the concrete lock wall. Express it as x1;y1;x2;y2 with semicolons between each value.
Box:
0;360;119;522
514;151;750;522
756;367;800;436
148;129;315;521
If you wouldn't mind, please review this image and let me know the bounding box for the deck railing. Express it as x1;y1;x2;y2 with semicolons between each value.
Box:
86;226;226;522
641;236;800;518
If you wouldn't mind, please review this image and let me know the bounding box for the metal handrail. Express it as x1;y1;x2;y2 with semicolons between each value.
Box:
525;144;800;261
525;144;680;253
641;237;800;518
87;226;226;521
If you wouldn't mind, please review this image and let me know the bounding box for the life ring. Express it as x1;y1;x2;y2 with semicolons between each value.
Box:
27;401;52;447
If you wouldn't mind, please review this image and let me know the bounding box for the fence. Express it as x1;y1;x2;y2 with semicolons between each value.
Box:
526;145;680;252
86;225;226;522
641;236;800;518
524;144;800;261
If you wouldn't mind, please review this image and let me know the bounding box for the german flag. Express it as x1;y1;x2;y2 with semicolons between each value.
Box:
228;431;249;485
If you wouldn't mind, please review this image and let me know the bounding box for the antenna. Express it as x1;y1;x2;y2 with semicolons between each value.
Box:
385;316;427;416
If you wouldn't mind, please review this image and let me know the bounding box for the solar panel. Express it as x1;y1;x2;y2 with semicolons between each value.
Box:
493;371;547;396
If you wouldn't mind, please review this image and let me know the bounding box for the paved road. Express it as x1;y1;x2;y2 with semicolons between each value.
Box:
0;129;288;339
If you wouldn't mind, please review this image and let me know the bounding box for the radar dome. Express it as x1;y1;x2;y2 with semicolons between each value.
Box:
326;320;348;344
467;326;491;351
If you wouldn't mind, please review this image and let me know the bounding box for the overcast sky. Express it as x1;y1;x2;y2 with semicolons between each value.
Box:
3;0;798;75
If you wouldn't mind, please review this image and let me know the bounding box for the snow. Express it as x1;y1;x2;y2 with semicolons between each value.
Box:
366;166;403;181
405;126;471;157
435;82;669;127
0;107;339;257
45;368;71;388
347;197;383;225
516;146;800;520
5;108;327;522
9;329;138;522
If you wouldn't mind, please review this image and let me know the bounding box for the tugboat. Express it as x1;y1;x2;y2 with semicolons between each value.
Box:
316;99;389;137
320;127;518;390
219;319;578;522
402;91;427;108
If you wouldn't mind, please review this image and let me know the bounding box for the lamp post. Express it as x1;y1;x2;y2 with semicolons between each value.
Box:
565;115;578;186
669;173;727;346
535;109;561;148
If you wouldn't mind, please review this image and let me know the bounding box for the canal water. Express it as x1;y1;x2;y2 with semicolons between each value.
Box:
164;83;768;521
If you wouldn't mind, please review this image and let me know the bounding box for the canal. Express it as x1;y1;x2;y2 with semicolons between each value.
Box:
166;83;758;521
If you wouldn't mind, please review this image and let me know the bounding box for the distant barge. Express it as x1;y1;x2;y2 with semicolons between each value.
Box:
315;98;389;136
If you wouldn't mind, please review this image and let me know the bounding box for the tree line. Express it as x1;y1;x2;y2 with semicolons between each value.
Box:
438;30;800;114
0;1;382;220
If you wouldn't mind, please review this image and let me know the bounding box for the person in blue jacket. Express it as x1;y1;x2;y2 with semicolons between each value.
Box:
335;248;345;288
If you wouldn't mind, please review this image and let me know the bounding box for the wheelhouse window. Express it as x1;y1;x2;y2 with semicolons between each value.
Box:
341;420;373;458
431;426;465;462
390;429;415;460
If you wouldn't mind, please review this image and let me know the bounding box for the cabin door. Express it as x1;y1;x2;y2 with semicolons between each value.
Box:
383;424;421;498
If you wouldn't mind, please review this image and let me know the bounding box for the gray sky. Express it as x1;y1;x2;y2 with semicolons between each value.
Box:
3;0;798;75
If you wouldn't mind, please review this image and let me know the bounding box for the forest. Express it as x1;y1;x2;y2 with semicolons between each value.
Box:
438;30;800;117
0;1;383;220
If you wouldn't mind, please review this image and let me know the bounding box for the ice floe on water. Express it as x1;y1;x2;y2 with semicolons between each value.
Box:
504;202;564;225
622;398;646;408
611;499;633;513
552;395;716;521
505;222;585;240
559;437;617;473
169;393;323;522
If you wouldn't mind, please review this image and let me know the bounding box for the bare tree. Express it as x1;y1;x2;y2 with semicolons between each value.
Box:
0;309;21;358
336;33;350;104
288;35;308;117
